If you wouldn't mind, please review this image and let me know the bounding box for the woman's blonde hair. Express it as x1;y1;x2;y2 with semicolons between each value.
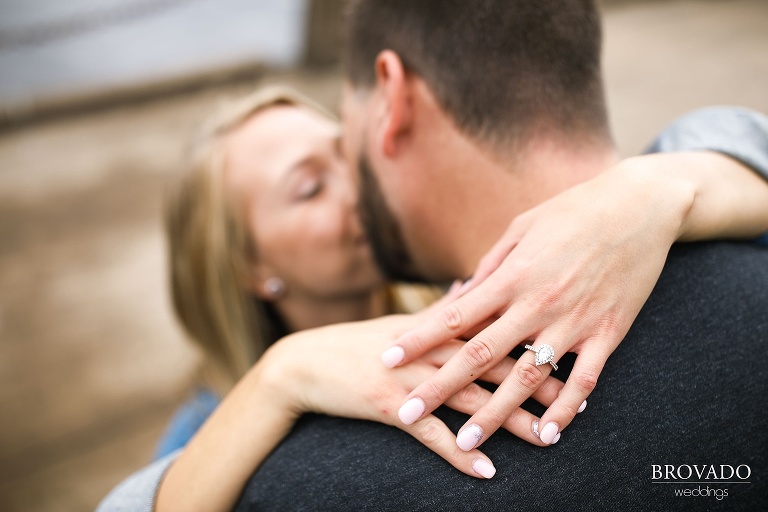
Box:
166;85;441;395
165;86;336;394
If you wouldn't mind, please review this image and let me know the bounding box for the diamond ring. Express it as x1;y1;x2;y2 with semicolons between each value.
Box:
524;344;558;370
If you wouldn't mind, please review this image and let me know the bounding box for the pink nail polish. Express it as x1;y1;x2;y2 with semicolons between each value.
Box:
381;346;405;368
552;432;561;444
540;422;559;444
473;458;496;479
398;398;425;425
456;424;484;451
577;400;587;413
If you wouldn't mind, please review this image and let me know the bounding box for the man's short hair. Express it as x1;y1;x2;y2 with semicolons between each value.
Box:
344;0;611;149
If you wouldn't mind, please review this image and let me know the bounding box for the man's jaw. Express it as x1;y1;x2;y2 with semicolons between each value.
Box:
356;151;434;283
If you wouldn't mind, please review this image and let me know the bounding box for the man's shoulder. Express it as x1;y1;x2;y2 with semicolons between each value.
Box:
630;241;767;344
648;241;767;306
234;242;767;512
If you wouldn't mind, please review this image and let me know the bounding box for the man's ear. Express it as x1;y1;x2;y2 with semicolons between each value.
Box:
374;50;413;157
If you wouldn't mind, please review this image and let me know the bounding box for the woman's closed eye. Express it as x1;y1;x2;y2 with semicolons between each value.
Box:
293;173;323;201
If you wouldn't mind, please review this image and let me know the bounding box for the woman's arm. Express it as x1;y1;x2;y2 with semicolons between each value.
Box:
645;106;768;240
98;376;292;512
466;107;768;284
117;315;565;512
154;355;299;512
382;107;768;452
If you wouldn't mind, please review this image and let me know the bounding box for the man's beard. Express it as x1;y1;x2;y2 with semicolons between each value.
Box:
357;150;428;283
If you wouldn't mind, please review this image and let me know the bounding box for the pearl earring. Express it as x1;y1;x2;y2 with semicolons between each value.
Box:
263;277;286;299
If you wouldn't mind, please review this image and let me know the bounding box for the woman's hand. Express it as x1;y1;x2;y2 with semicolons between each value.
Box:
383;151;768;450
269;315;567;475
157;313;568;512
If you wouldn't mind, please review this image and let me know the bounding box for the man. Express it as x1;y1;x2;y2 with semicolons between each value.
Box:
235;1;767;509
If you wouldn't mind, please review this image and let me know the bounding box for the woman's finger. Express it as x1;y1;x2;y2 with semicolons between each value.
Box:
443;379;559;449
447;321;589;450
467;221;525;289
423;343;565;408
480;354;564;407
395;300;540;425
534;341;610;444
382;283;511;368
446;387;552;449
400;414;497;479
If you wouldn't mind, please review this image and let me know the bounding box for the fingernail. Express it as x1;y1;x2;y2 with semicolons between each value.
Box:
540;422;559;445
398;398;425;425
532;419;540;438
472;458;496;479
381;345;405;368
456;424;484;451
552;432;561;444
457;278;473;295
577;400;587;413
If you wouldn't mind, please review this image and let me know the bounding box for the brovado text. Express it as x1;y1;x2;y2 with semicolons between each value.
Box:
652;464;751;481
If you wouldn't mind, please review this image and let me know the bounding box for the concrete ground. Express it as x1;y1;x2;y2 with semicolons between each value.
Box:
0;1;766;510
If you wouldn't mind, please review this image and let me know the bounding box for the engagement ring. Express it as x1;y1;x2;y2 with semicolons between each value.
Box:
524;344;558;370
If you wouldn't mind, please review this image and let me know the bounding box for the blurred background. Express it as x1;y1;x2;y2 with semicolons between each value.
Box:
0;0;766;510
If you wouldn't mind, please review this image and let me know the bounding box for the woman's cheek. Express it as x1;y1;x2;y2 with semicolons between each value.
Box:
311;206;346;246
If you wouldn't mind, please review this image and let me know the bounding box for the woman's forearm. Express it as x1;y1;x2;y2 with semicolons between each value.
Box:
674;152;768;240
616;152;768;242
155;349;299;512
639;106;768;240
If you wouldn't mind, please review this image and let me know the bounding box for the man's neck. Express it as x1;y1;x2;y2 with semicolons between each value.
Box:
390;76;618;281
441;133;619;278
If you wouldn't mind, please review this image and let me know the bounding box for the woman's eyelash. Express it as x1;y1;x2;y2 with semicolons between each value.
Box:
297;177;323;199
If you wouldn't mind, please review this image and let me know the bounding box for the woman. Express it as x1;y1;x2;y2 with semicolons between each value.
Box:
98;86;768;511
156;87;457;454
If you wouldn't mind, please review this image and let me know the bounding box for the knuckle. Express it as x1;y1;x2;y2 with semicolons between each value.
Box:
439;304;464;332
557;400;580;419
575;371;599;394
457;384;484;407
483;405;511;429
419;420;442;445
534;283;565;310
505;259;530;284
513;361;545;391
599;314;625;340
463;338;497;369
424;378;451;402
